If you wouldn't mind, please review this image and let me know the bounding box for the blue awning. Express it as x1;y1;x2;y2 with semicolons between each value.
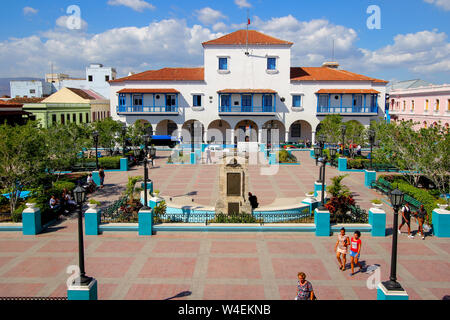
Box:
2;191;31;199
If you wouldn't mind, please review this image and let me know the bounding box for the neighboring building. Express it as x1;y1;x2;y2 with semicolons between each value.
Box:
22;87;110;128
10;80;53;98
0;99;31;125
389;84;450;130
11;64;116;99
387;79;433;92
109;30;388;145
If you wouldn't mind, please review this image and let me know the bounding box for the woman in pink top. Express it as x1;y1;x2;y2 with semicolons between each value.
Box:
334;227;349;271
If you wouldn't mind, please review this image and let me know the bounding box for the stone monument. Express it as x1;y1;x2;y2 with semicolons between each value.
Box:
215;156;252;215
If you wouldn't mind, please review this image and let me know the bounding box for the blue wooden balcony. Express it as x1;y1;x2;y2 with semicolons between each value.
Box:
317;106;378;114
315;91;379;115
116;89;179;114
116;105;178;114
218;90;277;115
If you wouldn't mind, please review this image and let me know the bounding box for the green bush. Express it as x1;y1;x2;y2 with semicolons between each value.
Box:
98;156;122;169
277;150;297;163
53;181;76;193
347;158;369;169
12;204;25;222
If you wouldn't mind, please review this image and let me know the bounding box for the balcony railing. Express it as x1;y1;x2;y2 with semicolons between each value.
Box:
317;106;378;114
219;105;276;113
116;105;179;113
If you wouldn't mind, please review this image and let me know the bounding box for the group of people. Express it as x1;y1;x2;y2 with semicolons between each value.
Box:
49;188;77;214
296;228;363;301
398;203;428;240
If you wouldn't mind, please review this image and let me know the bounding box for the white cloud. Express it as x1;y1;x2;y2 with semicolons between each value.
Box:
55;15;89;32
23;6;38;16
423;0;450;11
359;29;450;74
107;0;155;12
235;0;252;9
195;7;227;25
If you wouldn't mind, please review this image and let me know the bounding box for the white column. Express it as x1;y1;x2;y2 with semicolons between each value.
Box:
203;129;208;144
258;129;263;144
285;131;289;143
230;128;235;146
312;131;316;144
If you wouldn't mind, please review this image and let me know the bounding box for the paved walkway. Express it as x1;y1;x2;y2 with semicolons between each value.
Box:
0;220;449;300
1;150;448;300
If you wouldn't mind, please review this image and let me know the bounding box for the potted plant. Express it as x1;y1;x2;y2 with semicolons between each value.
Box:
153;189;160;198
305;191;315;198
25;198;37;209
436;198;449;210
88;199;101;209
371;199;383;208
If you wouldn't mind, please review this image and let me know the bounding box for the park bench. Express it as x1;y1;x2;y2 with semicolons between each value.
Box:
371;178;392;194
364;163;399;172
71;162;97;172
403;194;422;211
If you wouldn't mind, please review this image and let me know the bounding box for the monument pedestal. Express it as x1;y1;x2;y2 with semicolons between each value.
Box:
377;282;408;300
67;279;98;300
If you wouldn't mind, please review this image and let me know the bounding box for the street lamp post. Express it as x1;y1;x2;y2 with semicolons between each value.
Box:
142;126;152;210
341;124;347;155
368;129;376;170
93;131;99;170
190;122;195;153
329;146;337;167
383;188;405;291
73;184;93;286
122;123;127;157
318;156;329;209
266;122;272;158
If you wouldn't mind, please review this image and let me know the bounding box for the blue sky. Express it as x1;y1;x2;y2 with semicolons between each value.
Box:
1;0;449;83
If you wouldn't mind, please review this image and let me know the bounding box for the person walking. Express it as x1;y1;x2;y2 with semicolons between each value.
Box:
398;202;414;239
349;231;363;275
99;167;105;189
295;272;315;300
414;204;428;240
335;227;349;271
206;147;212;164
248;192;259;210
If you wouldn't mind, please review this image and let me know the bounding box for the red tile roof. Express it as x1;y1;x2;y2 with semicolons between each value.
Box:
8;97;45;104
217;89;277;94
117;89;180;94
0;99;23;107
291;67;388;84
316;89;380;94
203;30;293;46
110;68;204;83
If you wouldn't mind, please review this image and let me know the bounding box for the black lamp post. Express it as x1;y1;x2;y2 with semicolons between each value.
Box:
266;122;272;158
121;123;127;157
368;129;376;170
383;188;405;291
142;126;152;210
318;156;329;210
93;131;99;170
341;124;347;155
73;184;92;286
329;146;337;167
314;145;322;180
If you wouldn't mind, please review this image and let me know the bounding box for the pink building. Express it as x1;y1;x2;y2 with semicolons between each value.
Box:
389;84;450;130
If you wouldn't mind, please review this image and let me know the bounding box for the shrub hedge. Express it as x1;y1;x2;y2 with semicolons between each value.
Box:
98;156;122;169
347;158;370;169
277;150;297;163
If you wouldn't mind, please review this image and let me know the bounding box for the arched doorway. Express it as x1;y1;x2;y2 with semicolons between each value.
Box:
234;120;258;143
182;120;205;144
288;120;312;143
262;120;286;144
207;119;231;146
156;119;178;137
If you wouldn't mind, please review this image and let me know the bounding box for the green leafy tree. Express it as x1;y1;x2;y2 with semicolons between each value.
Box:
128;120;152;156
92;118;123;156
0;122;47;213
316;114;342;144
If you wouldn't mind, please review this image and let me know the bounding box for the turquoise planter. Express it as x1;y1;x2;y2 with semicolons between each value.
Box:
314;208;330;237
85;208;101;235
138;209;153;236
120;158;128;171
368;208;386;237
67;279;98;300
432;209;450;238
377;283;408;300
22;207;42;235
92;171;101;186
364;170;376;188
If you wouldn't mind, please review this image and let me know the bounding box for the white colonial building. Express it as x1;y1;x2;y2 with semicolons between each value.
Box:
110;30;387;145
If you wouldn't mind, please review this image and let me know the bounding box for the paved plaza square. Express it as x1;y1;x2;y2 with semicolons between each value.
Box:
0;150;449;300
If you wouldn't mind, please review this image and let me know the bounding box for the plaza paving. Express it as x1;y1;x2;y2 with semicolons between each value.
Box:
0;150;449;300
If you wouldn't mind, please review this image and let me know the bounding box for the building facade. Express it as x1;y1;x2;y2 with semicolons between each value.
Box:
0;100;31;125
110;30;388;145
22;87;110;128
10;80;53;98
389;84;450;129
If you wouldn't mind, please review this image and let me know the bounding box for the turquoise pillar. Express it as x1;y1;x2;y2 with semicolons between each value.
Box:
368;208;386;237
314;181;326;197
365;170;377;188
85;207;101;236
314;208;330;237
309;149;315;158
138;209;153;236
377;283;408;300
120;158;128;171
190;152;196;164
140;181;153;195
67;279;98;300
92;171;100;186
201;144;208;152
338;157;347;171
149;197;163;209
260;143;266;153
22;206;42;235
195;149;202;163
269;153;276;165
302;197;319;214
432;209;450;237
